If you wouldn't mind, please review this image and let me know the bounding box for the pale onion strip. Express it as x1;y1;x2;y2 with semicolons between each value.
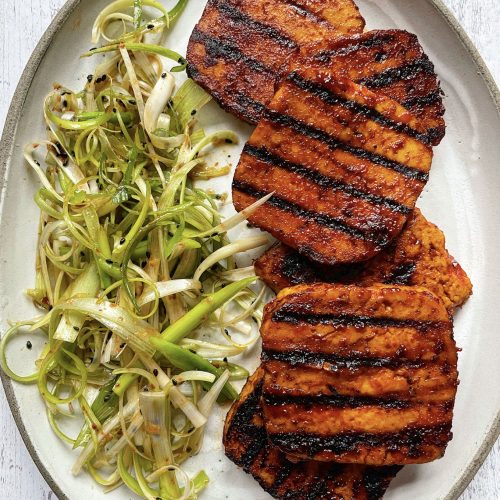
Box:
51;298;158;356
198;370;230;416
35;140;84;188
193;236;268;282
179;339;245;358
72;395;139;475
197;192;275;237
92;0;167;43
145;465;194;500
127;261;154;281
24;144;63;202
219;266;256;282
219;287;266;328
94;54;121;79
173;371;216;384
144;71;175;141
137;279;201;307
119;45;146;125
138;355;207;428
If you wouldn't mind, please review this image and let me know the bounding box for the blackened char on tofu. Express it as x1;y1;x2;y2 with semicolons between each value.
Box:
260;284;458;465
254;209;472;313
223;367;402;499
186;0;365;124
232;66;433;265
294;30;446;145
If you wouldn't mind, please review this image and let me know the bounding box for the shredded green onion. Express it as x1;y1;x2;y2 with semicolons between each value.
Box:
0;2;268;498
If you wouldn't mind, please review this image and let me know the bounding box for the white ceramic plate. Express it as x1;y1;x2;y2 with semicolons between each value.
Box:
1;1;499;499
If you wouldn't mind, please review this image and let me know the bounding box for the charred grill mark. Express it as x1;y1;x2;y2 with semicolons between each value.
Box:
287;71;429;144
234;91;267;114
426;127;444;144
264;110;430;182
276;0;333;27
268;460;294;496
364;466;403;500
272;308;445;331
262;349;428;370
190;28;274;75
228;379;263;432
233;180;391;245
185;63;265;123
385;262;417;285
213;0;298;49
360;58;435;88
280;251;322;284
269;424;452;457
402;90;444;109
225;373;402;499
307;467;343;499
240;426;268;470
314;33;396;61
225;380;268;469
263;393;412;410
244;144;412;214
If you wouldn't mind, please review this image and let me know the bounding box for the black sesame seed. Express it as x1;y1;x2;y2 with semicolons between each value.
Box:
120;237;126;244
26;341;33;350
106;259;113;264
223;357;228;363
73;326;80;331
225;139;233;144
153;369;158;376
215;194;221;200
191;109;197;116
172;379;178;386
147;24;155;29
87;74;93;83
161;72;167;78
146;251;151;258
62;100;68;107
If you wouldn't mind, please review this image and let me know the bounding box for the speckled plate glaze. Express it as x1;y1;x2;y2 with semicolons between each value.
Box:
1;1;499;499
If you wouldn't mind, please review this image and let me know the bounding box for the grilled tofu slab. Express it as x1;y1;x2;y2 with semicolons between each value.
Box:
260;284;458;465
293;30;445;145
254;209;472;312
224;367;401;499
187;0;365;124
233;65;433;265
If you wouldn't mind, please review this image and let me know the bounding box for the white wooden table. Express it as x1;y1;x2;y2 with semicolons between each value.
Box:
0;1;498;498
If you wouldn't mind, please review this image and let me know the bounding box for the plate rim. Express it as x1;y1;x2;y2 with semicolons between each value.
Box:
0;1;499;499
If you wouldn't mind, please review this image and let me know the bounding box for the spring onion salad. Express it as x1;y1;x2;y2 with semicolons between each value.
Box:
0;1;271;498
